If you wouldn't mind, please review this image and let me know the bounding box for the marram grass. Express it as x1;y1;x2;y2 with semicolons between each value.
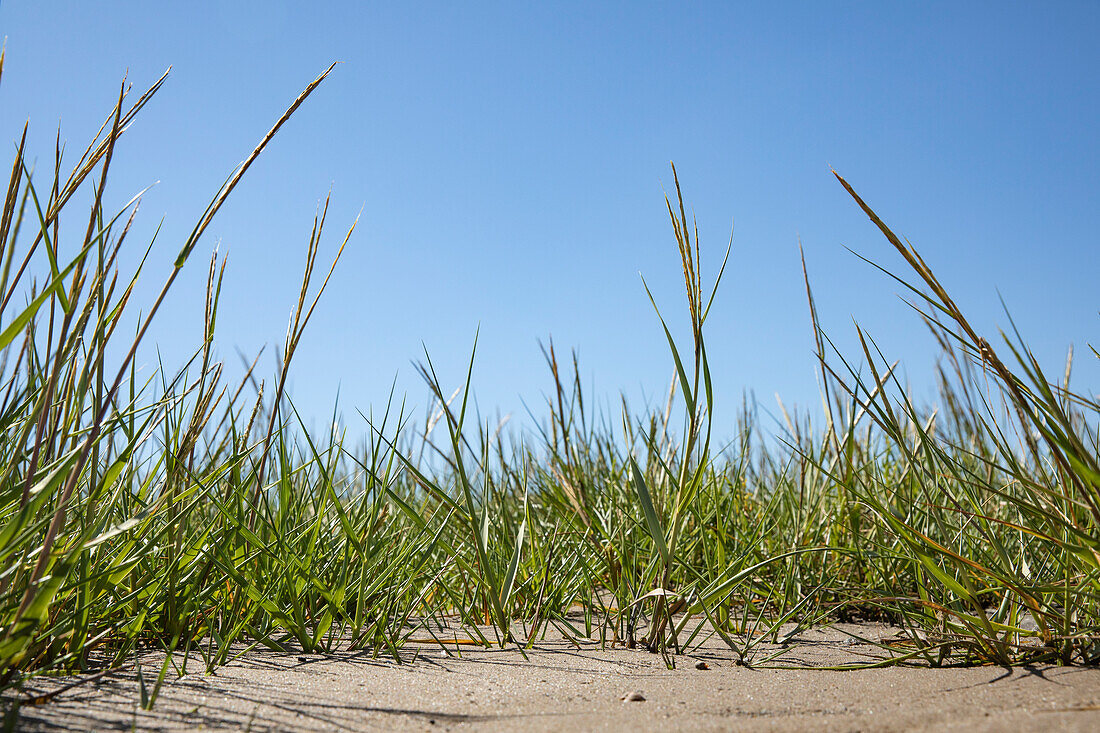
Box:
0;55;1098;711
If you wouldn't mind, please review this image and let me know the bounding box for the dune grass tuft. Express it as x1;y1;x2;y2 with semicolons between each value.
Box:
0;56;1098;710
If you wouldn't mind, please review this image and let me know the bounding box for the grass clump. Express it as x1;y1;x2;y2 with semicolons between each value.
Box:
0;52;1098;712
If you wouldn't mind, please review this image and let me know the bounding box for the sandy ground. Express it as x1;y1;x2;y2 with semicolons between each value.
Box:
10;623;1100;732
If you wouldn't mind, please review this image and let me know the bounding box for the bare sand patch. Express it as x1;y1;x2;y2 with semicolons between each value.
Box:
12;623;1100;732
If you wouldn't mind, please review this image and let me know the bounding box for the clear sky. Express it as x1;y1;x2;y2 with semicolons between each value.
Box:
1;2;1097;439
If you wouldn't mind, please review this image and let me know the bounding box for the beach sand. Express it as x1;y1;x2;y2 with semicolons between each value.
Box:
13;622;1100;731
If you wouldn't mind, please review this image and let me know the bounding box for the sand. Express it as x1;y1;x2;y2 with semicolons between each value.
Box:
11;623;1100;731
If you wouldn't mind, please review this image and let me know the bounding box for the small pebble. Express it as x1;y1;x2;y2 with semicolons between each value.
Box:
694;660;709;670
621;690;646;702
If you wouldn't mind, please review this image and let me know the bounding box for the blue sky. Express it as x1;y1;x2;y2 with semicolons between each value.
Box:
1;2;1097;438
